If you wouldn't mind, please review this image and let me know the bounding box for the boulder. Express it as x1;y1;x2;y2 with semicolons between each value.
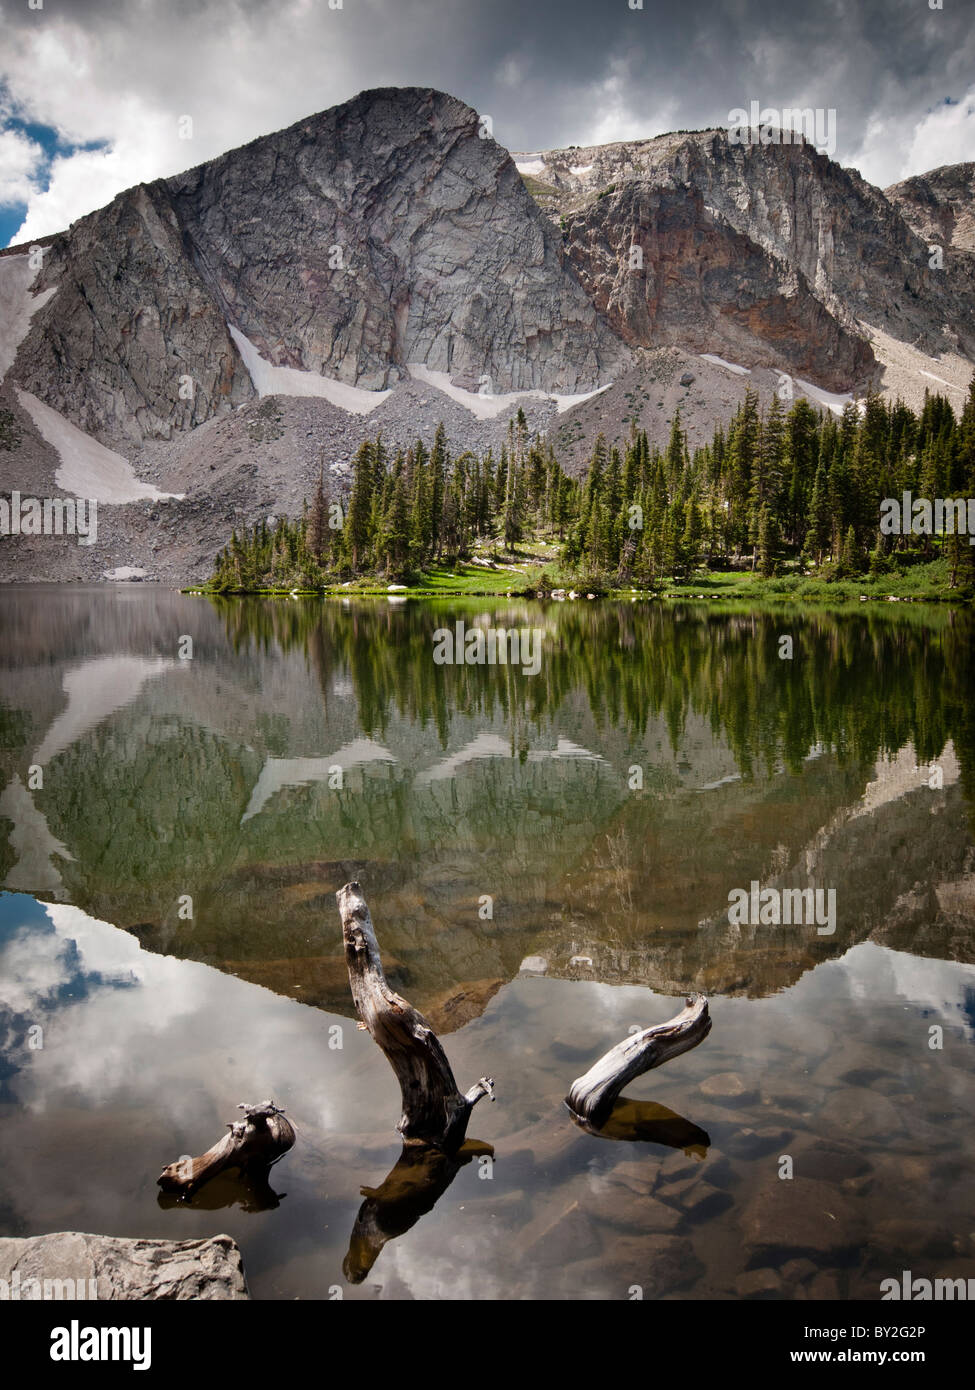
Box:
0;1232;248;1300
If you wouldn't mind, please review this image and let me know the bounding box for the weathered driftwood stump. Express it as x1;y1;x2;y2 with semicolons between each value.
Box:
566;995;711;1132
344;1138;493;1284
157;1101;295;1196
337;881;495;1151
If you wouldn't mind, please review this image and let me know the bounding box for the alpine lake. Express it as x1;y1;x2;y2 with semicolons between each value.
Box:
1;585;974;1301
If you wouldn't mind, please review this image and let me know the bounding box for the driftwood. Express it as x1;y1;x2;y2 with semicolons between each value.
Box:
157;1101;295;1197
343;1138;493;1283
337;881;495;1150
565;995;711;1131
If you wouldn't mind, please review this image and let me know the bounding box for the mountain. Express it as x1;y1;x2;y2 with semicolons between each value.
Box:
886;162;975;255
1;87;973;582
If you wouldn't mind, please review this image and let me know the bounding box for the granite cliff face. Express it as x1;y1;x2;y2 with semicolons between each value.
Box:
11;88;627;448
517;129;975;385
10;184;252;448
886;162;975;255
165;89;625;396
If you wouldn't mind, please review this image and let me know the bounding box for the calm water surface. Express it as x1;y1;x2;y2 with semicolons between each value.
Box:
1;587;973;1299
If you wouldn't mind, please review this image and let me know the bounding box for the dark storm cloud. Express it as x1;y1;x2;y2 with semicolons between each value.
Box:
1;0;972;241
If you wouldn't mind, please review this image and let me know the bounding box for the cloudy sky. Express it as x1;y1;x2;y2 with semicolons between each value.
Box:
1;0;972;247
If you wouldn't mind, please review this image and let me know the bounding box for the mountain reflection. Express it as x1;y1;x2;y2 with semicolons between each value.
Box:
0;590;972;1021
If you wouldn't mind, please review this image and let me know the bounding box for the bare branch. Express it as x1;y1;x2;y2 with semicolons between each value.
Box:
566;995;711;1129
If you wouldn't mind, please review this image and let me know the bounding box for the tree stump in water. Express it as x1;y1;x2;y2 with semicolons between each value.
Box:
157;1101;295;1196
565;995;711;1131
337;880;495;1151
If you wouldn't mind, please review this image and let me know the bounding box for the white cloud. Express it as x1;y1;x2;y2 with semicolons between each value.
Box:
903;90;975;179
845;87;975;188
578;63;676;148
496;54;526;88
11;120;173;241
2;3;367;242
0;126;44;206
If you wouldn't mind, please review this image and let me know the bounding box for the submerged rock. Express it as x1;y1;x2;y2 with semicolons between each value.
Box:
739;1178;863;1264
699;1071;758;1105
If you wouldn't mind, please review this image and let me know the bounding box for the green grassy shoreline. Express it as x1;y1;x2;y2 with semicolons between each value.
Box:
184;556;971;605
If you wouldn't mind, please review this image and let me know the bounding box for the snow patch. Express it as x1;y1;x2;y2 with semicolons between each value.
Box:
102;566;148;581
0;254;56;383
569;164;593;176
35;656;177;765
415;732;607;786
793;377;856;417
13;388;182;503
699;353;752;376
0;774;73;895
919;368;966;395
230;324;392;414
515;157;545;176
551;383;613;412
241;739;396;823
406;363;611;419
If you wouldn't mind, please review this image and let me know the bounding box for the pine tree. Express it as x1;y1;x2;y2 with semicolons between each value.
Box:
757;503;779;577
345;440;376;572
806;449;832;564
430;422;448;557
308;452;328;567
382;465;411;577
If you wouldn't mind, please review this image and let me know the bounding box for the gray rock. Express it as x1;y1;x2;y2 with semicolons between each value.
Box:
817;1087;904;1142
598;1233;704;1299
516;1198;602;1267
794;1139;873;1183
0;1232;248;1300
587;1181;685;1234
699;1072;758;1106
806;1271;842;1299
868;1219;961;1261
726;1126;794;1160
14;89;626;450
735;1267;784;1299
740;1178;863;1264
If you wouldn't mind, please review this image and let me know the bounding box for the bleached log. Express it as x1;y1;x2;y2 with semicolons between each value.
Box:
566;995;711;1129
337;880;495;1150
157;1101;295;1196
